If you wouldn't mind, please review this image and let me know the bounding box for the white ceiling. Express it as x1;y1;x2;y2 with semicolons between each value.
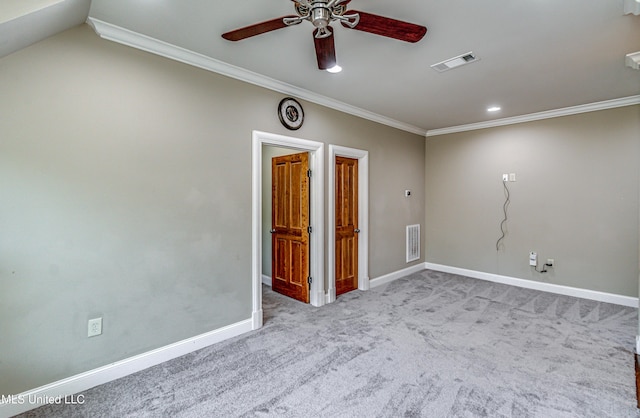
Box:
0;0;89;58
3;0;640;134
0;0;64;24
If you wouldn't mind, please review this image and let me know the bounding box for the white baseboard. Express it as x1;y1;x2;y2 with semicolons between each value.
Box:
261;274;272;287
252;309;263;330
314;290;326;307
326;287;336;304
425;262;639;308
358;276;371;291
369;263;426;288
0;319;253;418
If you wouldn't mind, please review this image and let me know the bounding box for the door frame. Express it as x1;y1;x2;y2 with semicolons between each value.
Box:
252;130;325;329
327;145;369;303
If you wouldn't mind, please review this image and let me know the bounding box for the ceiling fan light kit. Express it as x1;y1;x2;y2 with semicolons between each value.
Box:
221;0;427;71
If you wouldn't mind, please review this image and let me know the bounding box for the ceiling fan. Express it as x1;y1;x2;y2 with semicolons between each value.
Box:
221;0;427;71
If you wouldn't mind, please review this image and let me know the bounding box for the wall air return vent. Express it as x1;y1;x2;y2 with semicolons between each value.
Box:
406;224;420;263
431;52;479;73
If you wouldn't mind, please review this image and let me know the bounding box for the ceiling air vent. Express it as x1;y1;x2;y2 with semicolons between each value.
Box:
431;52;479;73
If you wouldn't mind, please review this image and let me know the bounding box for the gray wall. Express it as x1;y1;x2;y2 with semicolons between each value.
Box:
425;106;640;297
0;25;425;395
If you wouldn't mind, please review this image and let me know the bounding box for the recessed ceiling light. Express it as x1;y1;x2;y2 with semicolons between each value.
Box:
487;106;501;112
327;65;342;73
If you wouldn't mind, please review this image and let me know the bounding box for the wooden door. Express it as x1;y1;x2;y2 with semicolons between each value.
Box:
272;152;310;303
335;156;358;296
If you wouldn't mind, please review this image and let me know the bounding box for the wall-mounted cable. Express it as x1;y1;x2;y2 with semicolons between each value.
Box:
534;261;554;274
534;264;547;273
495;179;510;250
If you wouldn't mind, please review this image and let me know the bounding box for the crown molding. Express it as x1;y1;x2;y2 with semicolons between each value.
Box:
626;51;640;70
86;18;427;136
624;0;640;15
426;95;640;137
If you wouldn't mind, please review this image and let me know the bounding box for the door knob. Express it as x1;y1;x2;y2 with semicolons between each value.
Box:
270;229;276;233
354;228;360;233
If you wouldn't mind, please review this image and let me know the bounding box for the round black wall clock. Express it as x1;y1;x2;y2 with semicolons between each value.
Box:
278;97;304;130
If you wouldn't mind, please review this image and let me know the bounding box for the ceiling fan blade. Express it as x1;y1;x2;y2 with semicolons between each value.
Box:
222;16;298;41
341;10;427;43
313;27;337;70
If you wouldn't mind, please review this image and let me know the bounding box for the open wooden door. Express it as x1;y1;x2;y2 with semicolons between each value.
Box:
271;152;310;303
335;156;358;296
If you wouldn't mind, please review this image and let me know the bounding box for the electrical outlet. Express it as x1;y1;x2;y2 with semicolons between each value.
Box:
405;190;411;197
509;173;516;182
546;259;554;267
529;252;537;266
88;317;102;337
502;174;509;182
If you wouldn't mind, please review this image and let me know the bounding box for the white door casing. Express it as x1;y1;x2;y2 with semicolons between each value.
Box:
252;130;325;329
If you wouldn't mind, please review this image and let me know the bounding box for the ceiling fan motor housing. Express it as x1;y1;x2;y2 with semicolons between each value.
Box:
311;2;331;28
